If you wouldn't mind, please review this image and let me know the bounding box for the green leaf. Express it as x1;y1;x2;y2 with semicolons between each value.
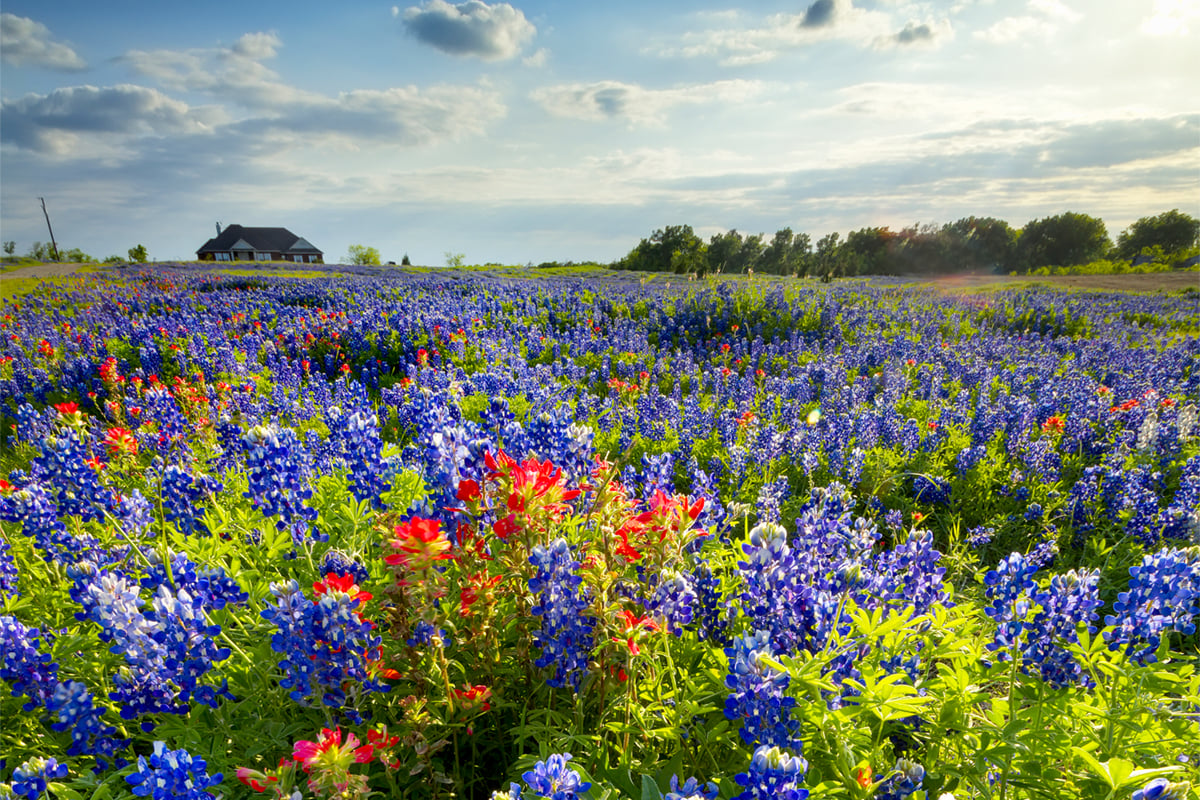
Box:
640;774;664;800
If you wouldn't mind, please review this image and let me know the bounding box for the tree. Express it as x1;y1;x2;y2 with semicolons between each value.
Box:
789;233;813;277
1017;212;1110;270
346;245;381;266
943;217;1018;272
2;241;14;256
128;244;148;263
445;252;465;268
1116;209;1200;258
401;253;411;266
814;232;841;279
707;230;743;274
761;228;794;275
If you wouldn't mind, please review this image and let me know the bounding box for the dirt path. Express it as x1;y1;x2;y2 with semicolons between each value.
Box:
0;262;88;281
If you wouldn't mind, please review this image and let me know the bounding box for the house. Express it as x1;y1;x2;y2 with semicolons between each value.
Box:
196;224;323;263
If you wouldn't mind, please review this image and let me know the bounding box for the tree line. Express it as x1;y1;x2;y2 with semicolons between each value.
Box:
611;209;1200;277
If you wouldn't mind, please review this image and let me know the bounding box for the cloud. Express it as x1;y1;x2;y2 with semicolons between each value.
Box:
1141;0;1200;35
7;30;508;158
531;79;764;126
975;0;1080;44
401;0;535;60
0;13;86;71
0;84;222;155
800;0;840;28
522;47;548;67
653;4;894;66
230;31;281;60
874;19;953;49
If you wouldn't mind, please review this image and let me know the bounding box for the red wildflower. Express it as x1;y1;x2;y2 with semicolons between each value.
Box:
54;401;80;415
104;426;139;457
313;572;372;608
386;518;452;572
1041;415;1065;434
453;684;492;712
456;478;481;503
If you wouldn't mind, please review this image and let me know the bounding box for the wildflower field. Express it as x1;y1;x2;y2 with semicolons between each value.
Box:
1;268;1198;800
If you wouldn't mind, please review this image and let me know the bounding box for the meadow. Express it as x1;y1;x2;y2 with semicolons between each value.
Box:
0;267;1197;800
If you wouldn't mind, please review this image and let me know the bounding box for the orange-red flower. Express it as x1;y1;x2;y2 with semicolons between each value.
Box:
385;518;452;572
104;426;139;458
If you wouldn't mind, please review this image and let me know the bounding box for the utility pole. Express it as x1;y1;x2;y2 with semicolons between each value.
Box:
38;197;60;262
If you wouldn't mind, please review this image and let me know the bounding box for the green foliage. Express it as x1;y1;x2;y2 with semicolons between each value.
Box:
1018;212;1111;270
345;244;382;266
3;240;14;255
127;244;149;263
445;252;466;268
1117;209;1200;258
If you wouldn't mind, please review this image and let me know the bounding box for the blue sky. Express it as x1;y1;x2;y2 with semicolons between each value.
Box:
1;0;1197;265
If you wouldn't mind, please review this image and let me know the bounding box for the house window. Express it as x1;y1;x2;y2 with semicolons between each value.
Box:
214;252;231;261
256;252;271;261
309;255;320;263
294;255;303;263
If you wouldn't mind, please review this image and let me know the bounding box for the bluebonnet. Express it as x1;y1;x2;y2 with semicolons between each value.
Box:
124;741;223;799
666;775;719;800
646;570;697;633
325;404;389;507
10;756;68;800
161;465;223;537
518;753;591;800
529;539;596;692
755;476;790;525
875;758;925;800
1024;569;1102;687
1026;538;1059;570
911;475;950;506
242;423;320;544
260;578;390;721
690;560;731;645
0;534;17;597
1132;778;1188;800
69;561;234;717
983;552;1039;658
966;525;995;548
320;549;370;585
723;630;801;750
114;490;155;538
33;428;112;522
1;616;61;713
1104;546;1200;663
732;745;809;800
45;680;127;767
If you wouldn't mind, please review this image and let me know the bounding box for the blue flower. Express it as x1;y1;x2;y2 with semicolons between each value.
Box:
10;756;68;800
733;745;809;800
529;539;596;692
124;741;222;799
520;753;590;800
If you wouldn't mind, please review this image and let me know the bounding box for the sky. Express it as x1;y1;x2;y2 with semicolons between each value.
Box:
1;0;1197;265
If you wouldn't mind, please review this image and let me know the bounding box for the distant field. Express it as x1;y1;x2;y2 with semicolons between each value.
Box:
2;261;1196;294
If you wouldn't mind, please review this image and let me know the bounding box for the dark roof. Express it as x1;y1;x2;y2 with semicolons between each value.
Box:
196;225;322;255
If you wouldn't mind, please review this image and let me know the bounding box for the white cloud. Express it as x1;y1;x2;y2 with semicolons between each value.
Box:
654;3;896;66
974;0;1081;44
531;79;764;127
0;13;86;71
0;84;223;155
1141;0;1200;35
401;0;535;60
522;47;549;67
